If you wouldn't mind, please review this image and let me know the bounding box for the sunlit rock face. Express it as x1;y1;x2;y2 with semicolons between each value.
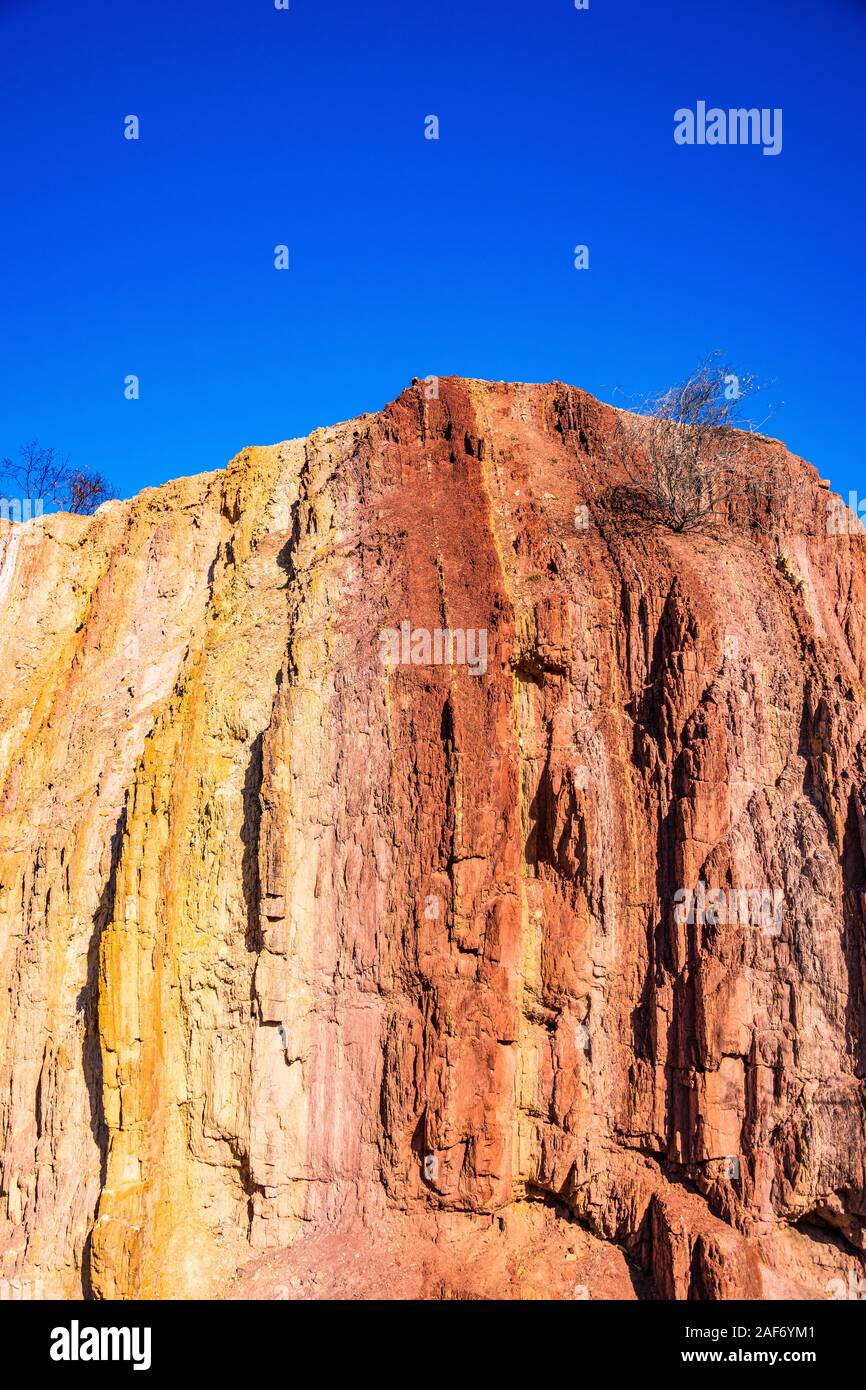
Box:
0;377;864;1300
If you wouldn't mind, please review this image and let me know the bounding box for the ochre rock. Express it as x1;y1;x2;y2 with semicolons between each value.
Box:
1;378;865;1300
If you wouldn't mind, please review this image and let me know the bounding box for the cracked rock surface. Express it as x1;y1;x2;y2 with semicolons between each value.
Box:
1;378;864;1299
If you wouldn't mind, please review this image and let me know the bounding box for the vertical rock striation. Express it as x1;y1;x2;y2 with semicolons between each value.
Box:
1;378;864;1299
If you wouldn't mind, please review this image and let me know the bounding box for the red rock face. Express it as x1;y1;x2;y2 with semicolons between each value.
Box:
1;377;865;1299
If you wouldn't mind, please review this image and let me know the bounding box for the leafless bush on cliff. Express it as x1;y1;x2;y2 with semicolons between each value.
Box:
605;355;766;533
0;440;115;516
65;467;115;515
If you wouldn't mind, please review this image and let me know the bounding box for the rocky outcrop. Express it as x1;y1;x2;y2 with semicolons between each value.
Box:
0;378;864;1300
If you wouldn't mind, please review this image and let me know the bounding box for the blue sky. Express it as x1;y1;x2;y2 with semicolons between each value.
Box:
1;0;864;499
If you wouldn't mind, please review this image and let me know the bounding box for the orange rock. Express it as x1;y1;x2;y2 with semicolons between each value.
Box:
0;379;864;1299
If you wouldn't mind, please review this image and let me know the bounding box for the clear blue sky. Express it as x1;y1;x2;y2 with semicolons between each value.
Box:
1;0;863;499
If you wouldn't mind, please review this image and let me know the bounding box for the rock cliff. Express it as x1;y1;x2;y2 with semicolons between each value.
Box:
1;377;865;1300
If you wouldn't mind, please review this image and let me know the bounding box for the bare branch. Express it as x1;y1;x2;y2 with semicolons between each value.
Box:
603;355;768;533
0;441;115;517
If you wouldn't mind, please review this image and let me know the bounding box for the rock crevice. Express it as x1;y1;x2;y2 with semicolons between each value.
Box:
0;379;864;1299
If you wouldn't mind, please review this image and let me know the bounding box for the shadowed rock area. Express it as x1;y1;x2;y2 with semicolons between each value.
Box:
0;377;864;1300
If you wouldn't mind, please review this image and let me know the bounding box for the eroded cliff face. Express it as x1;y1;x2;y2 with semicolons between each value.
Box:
1;378;865;1300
